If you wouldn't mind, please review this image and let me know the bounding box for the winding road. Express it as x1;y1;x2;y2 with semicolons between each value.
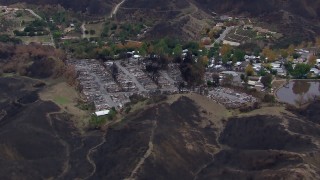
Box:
125;108;159;180
24;8;42;20
109;0;127;18
81;22;88;39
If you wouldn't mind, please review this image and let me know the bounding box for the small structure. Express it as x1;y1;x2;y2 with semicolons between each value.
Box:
133;54;141;59
272;68;286;76
216;23;224;27
252;63;262;72
310;68;320;76
95;110;110;117
223;40;240;46
220;71;238;77
271;62;281;69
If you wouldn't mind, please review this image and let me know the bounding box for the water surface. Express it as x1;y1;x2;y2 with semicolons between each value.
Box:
276;80;320;105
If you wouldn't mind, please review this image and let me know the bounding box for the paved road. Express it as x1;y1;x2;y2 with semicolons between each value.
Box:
25;9;42;20
214;26;235;44
205;26;236;49
81;22;87;39
109;0;126;18
91;73;117;108
114;61;147;92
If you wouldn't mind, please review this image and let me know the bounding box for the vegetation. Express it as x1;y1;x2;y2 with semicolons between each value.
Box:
14;19;49;36
89;107;117;128
0;35;22;44
291;63;311;79
245;64;254;76
180;52;205;86
260;73;273;88
0;43;66;78
89;114;107;128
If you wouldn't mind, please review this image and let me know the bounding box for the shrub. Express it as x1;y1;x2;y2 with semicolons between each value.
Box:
263;94;275;103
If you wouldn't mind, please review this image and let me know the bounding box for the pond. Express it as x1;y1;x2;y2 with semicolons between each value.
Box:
276;80;320;106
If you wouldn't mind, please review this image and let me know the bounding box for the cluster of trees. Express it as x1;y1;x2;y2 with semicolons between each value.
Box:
0;43;66;78
219;44;246;64
101;21;144;41
0;35;22;44
286;63;312;79
180;52;206;86
14;19;49;36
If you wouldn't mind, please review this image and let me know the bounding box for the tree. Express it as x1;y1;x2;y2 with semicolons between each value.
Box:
245;64;254;76
220;44;232;57
52;31;63;39
308;55;317;66
173;44;182;57
208;47;217;58
287;44;295;56
89;29;96;35
284;62;294;74
89;114;106;129
111;63;118;81
212;73;220;87
257;68;267;76
262;47;277;62
280;49;288;58
233;49;245;62
178;81;185;92
240;74;245;81
261;73;273;88
154;39;169;55
291;63;311;79
64;65;77;85
179;51;204;86
240;74;249;88
139;42;148;57
292;53;301;59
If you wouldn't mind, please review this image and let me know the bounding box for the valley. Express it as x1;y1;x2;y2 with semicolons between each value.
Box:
1;1;320;180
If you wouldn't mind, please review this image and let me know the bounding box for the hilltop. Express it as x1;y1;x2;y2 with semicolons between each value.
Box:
1;0;320;43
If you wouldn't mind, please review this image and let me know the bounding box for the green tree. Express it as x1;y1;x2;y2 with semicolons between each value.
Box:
233;49;245;62
208;47;216;58
89;114;106;128
52;31;63;39
173;44;182;56
154;39;169;55
261;73;273;88
291;63;311;79
139;42;148;56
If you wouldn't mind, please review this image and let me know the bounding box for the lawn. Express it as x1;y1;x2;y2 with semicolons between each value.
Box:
19;35;52;44
85;22;105;38
53;96;70;105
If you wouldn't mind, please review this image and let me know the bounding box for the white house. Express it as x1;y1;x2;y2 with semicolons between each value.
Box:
95;110;110;117
310;68;320;76
133;54;141;59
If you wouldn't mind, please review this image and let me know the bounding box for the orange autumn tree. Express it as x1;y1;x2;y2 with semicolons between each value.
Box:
262;47;277;62
308;55;317;66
